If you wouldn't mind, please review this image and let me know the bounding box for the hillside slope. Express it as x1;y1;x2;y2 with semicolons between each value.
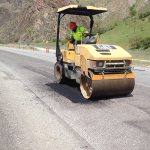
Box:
101;2;150;49
0;0;71;43
0;0;149;44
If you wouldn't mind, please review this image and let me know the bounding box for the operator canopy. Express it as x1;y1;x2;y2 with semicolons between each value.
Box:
57;5;107;16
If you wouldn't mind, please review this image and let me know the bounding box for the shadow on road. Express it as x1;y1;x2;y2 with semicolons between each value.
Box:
46;80;114;104
46;82;90;103
46;80;133;104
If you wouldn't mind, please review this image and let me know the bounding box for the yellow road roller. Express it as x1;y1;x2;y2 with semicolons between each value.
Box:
54;5;135;99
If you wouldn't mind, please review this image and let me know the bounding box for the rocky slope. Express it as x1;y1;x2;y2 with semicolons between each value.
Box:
0;0;149;43
0;0;71;43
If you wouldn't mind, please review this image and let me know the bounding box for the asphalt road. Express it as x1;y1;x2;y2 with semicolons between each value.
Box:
0;47;150;150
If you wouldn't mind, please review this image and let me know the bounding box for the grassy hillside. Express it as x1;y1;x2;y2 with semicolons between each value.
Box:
101;5;150;49
100;16;150;49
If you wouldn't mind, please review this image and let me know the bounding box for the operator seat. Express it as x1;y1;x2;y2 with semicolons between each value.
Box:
82;35;97;44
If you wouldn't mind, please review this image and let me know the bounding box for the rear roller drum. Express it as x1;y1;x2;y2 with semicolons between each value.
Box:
54;62;65;84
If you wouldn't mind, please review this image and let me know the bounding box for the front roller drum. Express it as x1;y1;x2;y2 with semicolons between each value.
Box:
80;75;135;99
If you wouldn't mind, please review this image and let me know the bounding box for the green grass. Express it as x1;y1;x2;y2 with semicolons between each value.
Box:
100;17;150;49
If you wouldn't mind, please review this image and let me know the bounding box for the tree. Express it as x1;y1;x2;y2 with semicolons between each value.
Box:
129;4;137;17
129;4;137;33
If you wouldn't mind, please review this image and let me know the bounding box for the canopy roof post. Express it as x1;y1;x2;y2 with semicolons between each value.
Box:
56;13;61;62
89;15;94;35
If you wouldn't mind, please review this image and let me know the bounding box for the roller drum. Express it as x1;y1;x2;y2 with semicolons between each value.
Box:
80;76;135;99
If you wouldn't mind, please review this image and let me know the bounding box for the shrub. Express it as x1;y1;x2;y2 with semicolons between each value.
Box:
140;37;150;49
52;38;56;42
129;5;137;17
129;36;142;49
139;11;150;19
141;18;145;21
148;16;150;22
129;36;150;49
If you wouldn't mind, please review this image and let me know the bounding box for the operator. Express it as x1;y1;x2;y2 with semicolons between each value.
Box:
68;22;87;44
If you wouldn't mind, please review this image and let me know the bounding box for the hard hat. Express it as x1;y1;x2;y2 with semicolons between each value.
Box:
68;22;77;30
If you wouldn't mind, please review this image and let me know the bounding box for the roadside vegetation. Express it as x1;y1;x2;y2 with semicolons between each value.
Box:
101;6;150;49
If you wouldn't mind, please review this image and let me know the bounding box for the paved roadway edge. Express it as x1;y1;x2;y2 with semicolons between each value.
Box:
1;46;150;71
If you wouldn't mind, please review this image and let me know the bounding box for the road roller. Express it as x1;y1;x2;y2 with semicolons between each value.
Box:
54;5;135;99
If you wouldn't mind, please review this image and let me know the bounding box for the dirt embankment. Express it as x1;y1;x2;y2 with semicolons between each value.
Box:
0;0;149;43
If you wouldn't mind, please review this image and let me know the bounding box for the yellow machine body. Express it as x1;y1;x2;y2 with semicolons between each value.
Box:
60;43;135;99
62;44;134;74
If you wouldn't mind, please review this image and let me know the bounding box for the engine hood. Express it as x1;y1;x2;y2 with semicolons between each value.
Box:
78;44;132;60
